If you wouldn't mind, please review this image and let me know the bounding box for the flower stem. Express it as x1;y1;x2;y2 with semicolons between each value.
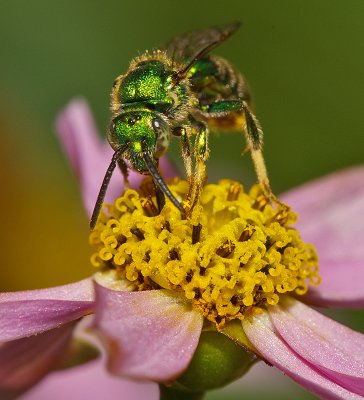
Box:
159;385;205;400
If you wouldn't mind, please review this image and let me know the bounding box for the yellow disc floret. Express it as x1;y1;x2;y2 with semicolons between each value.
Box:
90;178;320;329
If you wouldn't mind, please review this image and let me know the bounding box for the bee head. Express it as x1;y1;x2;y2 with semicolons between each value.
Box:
108;111;171;173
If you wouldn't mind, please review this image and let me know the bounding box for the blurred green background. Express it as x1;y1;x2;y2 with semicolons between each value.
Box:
0;1;363;399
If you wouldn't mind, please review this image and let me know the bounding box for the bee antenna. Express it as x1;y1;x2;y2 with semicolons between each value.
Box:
90;146;125;230
141;140;184;213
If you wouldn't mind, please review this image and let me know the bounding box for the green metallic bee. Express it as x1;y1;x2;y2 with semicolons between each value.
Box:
90;22;271;229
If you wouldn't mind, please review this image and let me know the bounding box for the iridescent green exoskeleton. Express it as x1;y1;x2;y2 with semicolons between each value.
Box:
90;22;271;229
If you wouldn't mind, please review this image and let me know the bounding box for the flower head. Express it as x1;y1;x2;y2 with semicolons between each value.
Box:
90;178;320;329
1;99;364;400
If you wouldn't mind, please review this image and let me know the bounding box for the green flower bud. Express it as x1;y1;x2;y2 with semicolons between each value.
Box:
161;329;257;399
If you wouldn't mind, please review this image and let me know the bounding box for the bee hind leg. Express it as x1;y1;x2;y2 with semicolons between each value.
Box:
202;99;272;199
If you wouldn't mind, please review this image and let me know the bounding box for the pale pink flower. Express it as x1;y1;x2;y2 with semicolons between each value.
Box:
1;99;363;399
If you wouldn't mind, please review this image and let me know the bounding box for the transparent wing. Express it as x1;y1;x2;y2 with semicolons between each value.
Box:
161;22;241;66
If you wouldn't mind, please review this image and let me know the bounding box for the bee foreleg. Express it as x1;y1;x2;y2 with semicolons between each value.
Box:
188;122;209;213
117;158;130;190
175;126;194;187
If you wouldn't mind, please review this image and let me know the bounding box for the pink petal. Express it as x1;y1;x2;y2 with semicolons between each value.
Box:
21;358;158;400
303;259;364;308
0;323;75;390
281;165;364;307
269;298;364;396
92;283;203;382
56;99;178;216
0;279;94;340
281;164;364;259
243;302;364;399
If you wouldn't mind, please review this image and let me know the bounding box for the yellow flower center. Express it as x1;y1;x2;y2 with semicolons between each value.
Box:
90;178;320;329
